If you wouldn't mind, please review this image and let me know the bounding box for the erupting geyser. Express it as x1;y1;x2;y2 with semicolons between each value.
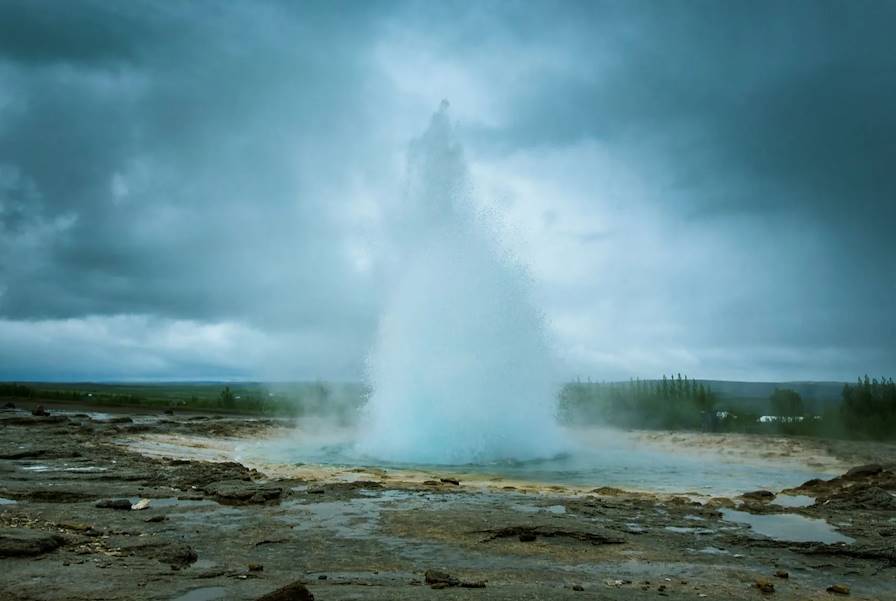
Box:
357;102;566;464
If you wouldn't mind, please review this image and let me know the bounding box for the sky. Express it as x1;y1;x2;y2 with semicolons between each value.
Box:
0;0;893;382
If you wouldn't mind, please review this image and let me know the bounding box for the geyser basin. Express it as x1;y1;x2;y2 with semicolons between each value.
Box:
240;426;836;497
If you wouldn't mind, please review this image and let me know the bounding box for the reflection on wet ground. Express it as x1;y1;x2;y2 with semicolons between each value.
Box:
720;508;855;544
771;494;816;508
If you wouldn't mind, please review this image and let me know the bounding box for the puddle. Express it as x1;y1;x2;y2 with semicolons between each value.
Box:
127;496;217;509
665;526;714;535
721;509;854;544
772;494;815;508
63;466;108;473
171;587;228;601
694;546;729;555
0;497;17;505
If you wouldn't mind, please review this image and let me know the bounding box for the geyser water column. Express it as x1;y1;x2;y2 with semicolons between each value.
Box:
357;102;566;464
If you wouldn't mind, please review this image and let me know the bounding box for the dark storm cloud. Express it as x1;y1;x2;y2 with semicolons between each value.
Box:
0;0;386;328
0;0;893;380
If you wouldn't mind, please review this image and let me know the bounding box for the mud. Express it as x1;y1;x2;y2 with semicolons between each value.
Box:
1;404;894;600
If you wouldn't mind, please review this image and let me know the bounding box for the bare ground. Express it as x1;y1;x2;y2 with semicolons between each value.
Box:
1;403;894;600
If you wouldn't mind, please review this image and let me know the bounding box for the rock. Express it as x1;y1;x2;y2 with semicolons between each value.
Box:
706;497;736;508
164;409;175;415
2;402;16;409
31;405;49;416
439;477;460;485
518;532;537;542
827;584;850;595
306;487;325;494
96;498;135;510
248;563;264;572
742;490;775;501
317;574;327;580
123;541;197;569
422;480;440;485
0;528;64;557
144;515;166;523
164;460;257;489
754;579;775;593
774;570;789;579
95;498;134;510
822;486;896;510
203;480;283;505
569;584;585;591
480;525;625;545
58;522;92;533
425;569;460;588
591;486;624;496
131;498;151;510
798;478;827;490
255;581;314;600
844;464;882;479
107;416;133;424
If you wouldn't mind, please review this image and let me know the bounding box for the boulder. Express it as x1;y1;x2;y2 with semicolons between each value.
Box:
0;528;64;557
255;581;314;601
31;405;49;417
425;569;460;589
742;490;775;501
844;464;882;479
95;498;133;510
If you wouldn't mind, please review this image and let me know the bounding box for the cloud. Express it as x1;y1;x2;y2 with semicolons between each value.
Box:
0;0;893;381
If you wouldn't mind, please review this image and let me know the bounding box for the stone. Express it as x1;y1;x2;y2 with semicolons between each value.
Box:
95;498;133;510
31;405;49;416
774;570;789;579
425;569;459;588
844;464;882;479
203;480;283;505
144;515;166;523
248;563;264;571
742;490;775;501
591;486;624;496
518;532;537;542
255;581;314;600
754;579;775;593
0;528;64;557
123;541;198;569
440;477;460;485
827;584;850;595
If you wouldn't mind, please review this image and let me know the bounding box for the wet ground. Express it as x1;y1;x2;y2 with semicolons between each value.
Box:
1;402;895;600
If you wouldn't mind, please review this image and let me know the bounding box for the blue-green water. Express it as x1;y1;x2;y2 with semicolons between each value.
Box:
240;428;832;497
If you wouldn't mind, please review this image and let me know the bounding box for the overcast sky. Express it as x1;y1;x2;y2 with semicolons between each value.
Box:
0;0;893;382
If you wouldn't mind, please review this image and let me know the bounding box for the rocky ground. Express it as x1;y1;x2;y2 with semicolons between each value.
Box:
1;402;894;600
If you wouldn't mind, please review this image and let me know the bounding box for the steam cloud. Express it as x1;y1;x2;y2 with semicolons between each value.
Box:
357;103;566;464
